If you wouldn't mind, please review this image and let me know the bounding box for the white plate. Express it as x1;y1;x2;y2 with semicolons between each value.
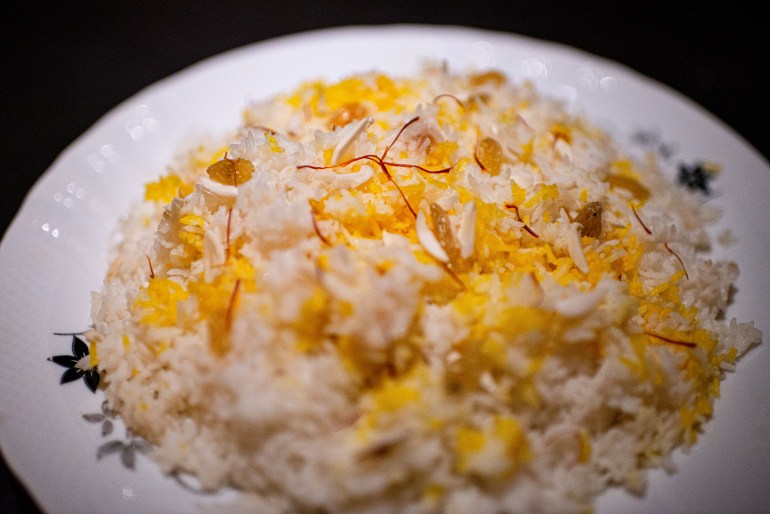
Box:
1;25;768;514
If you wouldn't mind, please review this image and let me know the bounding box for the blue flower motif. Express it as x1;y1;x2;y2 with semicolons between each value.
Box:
48;333;100;393
677;161;716;194
82;400;115;436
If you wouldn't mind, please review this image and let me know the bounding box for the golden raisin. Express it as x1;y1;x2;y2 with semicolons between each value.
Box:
206;157;255;186
476;137;504;175
469;70;507;87
551;124;572;144
328;102;367;129
575;202;603;238
429;203;463;271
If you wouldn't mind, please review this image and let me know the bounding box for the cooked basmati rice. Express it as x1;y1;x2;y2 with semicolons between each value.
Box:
88;64;761;513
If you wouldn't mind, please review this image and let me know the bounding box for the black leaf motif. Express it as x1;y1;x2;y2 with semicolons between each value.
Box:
83;369;100;393
132;439;152;454
72;335;89;359
121;446;136;469
60;367;84;384
48;332;100;393
97;440;124;459
82;402;115;437
95;435;150;470
82;413;106;423
49;355;78;367
101;401;115;417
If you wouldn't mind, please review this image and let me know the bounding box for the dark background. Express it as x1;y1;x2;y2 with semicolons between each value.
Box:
2;2;768;512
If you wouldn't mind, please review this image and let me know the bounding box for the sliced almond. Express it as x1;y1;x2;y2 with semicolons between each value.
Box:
515;272;544;308
563;208;589;274
202;229;226;281
554;289;604;318
416;209;449;263
319;165;374;189
554;137;573;162
200;176;238;200
331;116;373;165
458;200;477;259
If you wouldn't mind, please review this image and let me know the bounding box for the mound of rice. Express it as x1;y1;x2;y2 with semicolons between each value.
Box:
88;65;761;513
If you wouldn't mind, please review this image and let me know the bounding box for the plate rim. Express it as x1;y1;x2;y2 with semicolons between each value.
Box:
4;24;769;247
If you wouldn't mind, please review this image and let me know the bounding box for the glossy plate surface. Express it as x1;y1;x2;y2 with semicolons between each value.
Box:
1;25;768;513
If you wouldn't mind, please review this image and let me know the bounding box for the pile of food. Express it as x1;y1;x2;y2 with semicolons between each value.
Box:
88;64;761;513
